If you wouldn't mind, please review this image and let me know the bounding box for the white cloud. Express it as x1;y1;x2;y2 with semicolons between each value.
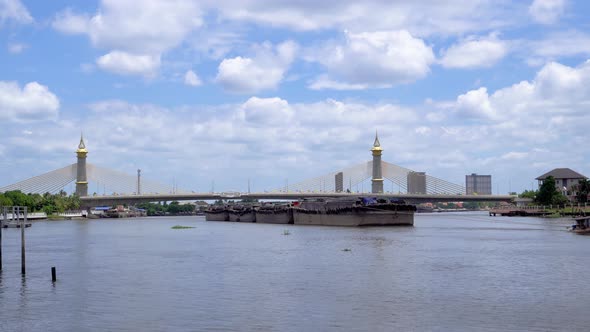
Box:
309;30;434;89
529;0;566;24
53;0;202;77
455;87;497;119
440;34;508;69
184;70;202;86
213;0;523;37
7;42;26;54
0;0;32;25
451;59;590;123
53;0;202;54
0;81;60;122
216;40;297;93
52;8;89;34
308;76;369;91
96;51;161;77
526;30;590;62
240;96;293;125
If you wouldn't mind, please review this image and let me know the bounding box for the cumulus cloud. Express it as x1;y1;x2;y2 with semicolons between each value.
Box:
525;30;590;63
184;70;202;86
529;0;566;24
3;61;590;193
7;42;26;54
216;40;297;93
213;0;522;37
440;34;508;69
309;30;434;89
52;8;89;34
451;59;590;123
0;81;60;122
0;0;32;25
53;0;202;53
53;0;202;76
455;87;497;119
96;51;161;77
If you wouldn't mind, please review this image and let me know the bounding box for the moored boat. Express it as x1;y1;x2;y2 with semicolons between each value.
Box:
228;205;256;222
293;197;415;227
255;203;294;224
571;216;590;235
205;205;229;221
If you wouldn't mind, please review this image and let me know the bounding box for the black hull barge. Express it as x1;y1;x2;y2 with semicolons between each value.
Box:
293;198;415;227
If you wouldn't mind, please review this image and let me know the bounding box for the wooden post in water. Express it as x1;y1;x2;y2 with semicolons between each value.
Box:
21;206;26;275
51;267;56;282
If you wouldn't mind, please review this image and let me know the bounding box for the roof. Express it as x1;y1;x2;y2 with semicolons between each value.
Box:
535;168;587;180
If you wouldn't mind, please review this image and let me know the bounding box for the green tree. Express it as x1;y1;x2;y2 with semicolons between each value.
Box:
575;179;590;203
0;193;13;207
519;190;537;199
536;176;567;206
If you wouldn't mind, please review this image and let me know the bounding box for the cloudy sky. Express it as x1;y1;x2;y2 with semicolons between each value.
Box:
1;0;589;194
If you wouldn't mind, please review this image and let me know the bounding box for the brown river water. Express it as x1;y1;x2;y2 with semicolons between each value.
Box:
0;212;588;331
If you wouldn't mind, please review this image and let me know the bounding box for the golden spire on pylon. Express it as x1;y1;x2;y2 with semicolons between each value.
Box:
371;130;383;153
76;133;88;155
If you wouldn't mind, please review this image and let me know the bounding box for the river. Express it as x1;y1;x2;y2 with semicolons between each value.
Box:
0;212;588;331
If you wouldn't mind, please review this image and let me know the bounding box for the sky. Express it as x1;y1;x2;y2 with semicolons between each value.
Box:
0;0;589;194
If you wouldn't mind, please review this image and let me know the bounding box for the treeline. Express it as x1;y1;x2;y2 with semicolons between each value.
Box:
137;201;196;216
0;190;81;214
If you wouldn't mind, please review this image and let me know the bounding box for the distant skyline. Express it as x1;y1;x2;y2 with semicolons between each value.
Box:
1;0;589;193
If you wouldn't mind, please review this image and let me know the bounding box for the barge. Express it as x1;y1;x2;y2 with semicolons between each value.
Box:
255;203;294;224
293;198;415;227
228;205;256;222
204;205;229;221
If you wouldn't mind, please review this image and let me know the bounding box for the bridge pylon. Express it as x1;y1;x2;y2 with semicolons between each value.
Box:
75;134;88;197
371;131;384;193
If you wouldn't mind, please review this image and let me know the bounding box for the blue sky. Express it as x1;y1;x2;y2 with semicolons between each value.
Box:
1;0;589;194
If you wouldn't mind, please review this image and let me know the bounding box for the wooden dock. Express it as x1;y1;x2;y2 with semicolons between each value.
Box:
1;221;32;228
489;206;551;217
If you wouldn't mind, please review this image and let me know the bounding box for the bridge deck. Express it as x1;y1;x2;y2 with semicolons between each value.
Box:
80;192;515;207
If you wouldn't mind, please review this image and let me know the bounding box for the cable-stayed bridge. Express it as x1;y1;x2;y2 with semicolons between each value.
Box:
0;135;515;206
0;163;181;195
283;161;464;194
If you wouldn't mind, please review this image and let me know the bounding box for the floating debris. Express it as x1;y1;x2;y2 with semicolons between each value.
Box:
171;225;195;229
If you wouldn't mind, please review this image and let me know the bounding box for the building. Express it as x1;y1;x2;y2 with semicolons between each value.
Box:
407;171;426;194
535;168;587;195
335;172;344;192
465;173;492;195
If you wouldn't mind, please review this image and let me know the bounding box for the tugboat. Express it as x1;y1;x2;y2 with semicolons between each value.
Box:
293;197;415;227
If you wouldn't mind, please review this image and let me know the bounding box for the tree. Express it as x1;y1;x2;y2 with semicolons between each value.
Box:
519;190;537;199
575;179;590;203
536;176;567;206
0;193;13;207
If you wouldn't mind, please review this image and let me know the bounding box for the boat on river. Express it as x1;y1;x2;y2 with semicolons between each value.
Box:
228;205;257;222
255;203;294;224
204;205;229;221
571;216;590;234
293;197;415;227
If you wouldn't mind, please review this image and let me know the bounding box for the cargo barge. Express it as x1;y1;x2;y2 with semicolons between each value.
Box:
204;198;415;227
293;198;415;226
255;203;294;224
